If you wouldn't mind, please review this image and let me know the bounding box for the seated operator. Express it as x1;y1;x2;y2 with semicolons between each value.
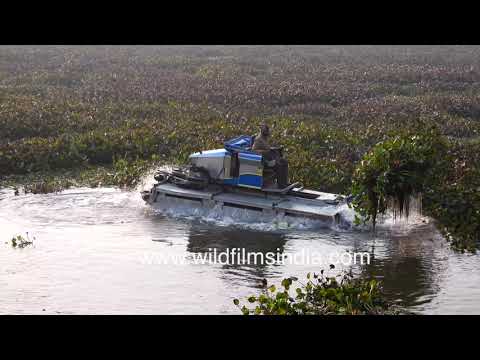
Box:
252;123;289;188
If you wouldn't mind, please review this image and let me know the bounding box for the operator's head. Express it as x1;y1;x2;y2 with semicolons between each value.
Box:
260;123;270;137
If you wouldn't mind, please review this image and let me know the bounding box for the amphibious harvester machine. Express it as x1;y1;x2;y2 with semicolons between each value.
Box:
141;135;349;225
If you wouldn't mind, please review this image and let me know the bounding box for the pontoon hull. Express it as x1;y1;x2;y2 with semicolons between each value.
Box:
142;183;345;225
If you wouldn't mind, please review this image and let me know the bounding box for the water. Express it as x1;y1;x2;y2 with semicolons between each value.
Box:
1;186;479;314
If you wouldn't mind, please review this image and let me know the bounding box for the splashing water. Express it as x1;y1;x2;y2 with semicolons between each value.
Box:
380;194;428;233
388;193;423;223
148;196;343;232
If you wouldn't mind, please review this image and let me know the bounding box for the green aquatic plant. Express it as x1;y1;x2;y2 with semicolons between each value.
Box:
23;178;74;194
349;125;480;251
427;182;480;253
350;125;449;229
423;141;480;252
233;267;399;315
111;155;159;188
10;233;34;248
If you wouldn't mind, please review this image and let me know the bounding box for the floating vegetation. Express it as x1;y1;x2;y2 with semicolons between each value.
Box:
349;126;480;251
112;156;160;188
424;155;480;253
23;178;74;194
10;233;34;248
233;267;401;315
350;125;449;229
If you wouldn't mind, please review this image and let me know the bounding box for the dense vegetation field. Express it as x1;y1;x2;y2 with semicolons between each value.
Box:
0;46;479;249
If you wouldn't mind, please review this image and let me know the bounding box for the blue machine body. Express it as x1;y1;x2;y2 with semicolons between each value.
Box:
189;135;264;189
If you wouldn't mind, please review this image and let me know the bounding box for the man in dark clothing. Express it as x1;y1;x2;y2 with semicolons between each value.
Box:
252;123;289;188
252;123;271;154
